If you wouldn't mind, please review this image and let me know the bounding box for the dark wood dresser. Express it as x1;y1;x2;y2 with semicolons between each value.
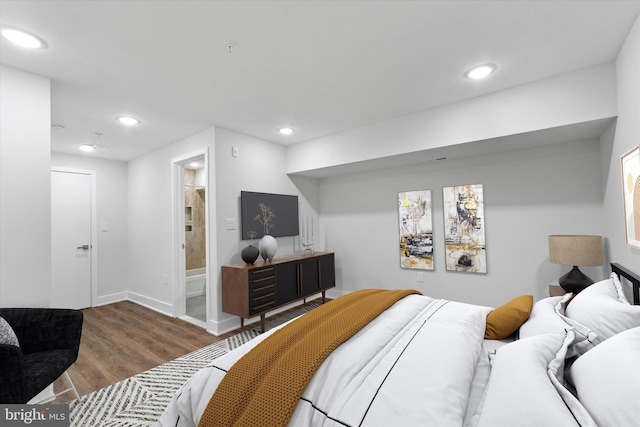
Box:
222;252;335;331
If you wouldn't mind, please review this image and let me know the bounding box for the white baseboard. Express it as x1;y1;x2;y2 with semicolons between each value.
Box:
208;303;296;336
179;315;207;329
94;291;128;307
127;292;174;317
208;315;242;336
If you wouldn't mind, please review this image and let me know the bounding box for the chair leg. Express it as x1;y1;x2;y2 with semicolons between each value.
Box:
64;371;81;401
33;370;81;404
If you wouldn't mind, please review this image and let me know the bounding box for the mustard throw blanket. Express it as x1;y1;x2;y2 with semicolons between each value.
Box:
198;288;421;427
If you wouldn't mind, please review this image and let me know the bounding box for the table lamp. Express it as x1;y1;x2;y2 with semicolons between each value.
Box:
548;235;603;293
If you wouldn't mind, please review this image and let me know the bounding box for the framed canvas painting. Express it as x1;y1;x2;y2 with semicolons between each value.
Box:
442;184;487;273
398;190;434;270
621;144;640;249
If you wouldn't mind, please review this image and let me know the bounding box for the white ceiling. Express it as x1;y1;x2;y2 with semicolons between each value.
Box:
1;1;639;162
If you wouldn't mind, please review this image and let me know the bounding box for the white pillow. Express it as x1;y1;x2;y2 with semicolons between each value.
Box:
570;326;640;426
566;275;640;346
553;293;597;356
612;272;631;304
476;332;595;427
518;296;596;357
518;296;566;338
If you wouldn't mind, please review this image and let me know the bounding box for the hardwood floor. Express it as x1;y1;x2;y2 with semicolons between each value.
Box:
52;301;242;403
52;298;323;404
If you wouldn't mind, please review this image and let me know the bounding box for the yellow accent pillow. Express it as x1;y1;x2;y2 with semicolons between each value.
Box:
485;295;533;339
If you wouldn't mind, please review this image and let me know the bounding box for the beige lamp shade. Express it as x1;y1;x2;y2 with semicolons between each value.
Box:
548;235;603;266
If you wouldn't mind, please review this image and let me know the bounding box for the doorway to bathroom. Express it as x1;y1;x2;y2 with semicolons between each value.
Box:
184;159;206;323
172;149;209;328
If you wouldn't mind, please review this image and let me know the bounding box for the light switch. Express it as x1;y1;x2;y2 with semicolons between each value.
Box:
101;222;108;232
225;218;236;230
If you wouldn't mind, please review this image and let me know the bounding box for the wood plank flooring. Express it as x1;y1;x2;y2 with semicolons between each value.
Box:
52;301;240;403
52;298;323;404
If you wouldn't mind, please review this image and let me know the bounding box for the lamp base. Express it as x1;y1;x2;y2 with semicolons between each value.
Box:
558;266;594;293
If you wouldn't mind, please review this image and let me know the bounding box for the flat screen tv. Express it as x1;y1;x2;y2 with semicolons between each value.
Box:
241;191;299;239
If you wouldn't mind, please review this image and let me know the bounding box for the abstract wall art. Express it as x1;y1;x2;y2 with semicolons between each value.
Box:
621;144;640;249
442;184;487;273
398;190;434;270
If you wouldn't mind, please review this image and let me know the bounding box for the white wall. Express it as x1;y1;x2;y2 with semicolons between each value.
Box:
125;126;319;335
50;153;129;304
602;14;640;299
0;66;51;307
286;62;621;308
119;17;640;319
287;64;617;175
213;127;319;334
127;127;216;316
319;138;604;307
288;56;640;308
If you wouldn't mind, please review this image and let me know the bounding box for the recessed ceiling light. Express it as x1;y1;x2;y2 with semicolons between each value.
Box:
116;115;141;126
189;162;200;168
278;127;295;135
78;133;103;152
78;144;96;152
464;64;497;80
0;26;47;49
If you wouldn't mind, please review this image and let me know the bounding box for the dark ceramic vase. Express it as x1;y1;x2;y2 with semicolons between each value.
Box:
241;245;260;265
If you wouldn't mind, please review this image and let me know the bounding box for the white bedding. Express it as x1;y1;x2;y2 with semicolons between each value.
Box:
155;272;640;427
156;295;495;427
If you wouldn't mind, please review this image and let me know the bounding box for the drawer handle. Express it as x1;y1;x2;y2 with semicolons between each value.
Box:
251;267;275;274
251;276;275;283
252;284;275;292
253;300;275;311
253;292;275;301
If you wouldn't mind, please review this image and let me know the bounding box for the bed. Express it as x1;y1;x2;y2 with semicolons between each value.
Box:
155;262;640;427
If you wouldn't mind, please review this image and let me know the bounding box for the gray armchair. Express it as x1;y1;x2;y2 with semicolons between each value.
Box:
0;308;83;403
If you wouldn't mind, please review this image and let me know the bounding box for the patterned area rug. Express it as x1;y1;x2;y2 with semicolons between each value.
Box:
69;303;320;426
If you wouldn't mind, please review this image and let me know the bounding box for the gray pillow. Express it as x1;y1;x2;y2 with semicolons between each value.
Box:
0;316;19;347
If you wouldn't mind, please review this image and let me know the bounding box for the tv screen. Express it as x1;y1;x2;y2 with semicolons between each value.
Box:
241;191;299;239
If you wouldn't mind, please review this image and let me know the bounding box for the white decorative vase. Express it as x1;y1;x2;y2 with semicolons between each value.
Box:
259;235;278;262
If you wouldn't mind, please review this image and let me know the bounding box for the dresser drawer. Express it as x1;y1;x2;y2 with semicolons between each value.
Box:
249;291;276;315
249;267;276;287
248;266;276;315
250;282;275;299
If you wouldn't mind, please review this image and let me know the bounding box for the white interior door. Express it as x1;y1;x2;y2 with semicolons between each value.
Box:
51;170;92;309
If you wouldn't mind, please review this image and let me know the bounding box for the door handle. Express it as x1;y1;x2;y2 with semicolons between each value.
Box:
76;245;90;250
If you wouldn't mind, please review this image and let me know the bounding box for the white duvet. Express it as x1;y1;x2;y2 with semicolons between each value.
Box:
155;295;493;427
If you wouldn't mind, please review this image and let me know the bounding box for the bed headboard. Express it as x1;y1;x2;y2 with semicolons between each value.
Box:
611;263;640;305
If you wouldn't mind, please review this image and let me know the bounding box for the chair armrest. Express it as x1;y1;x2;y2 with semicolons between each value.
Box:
0;309;83;355
0;343;25;403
